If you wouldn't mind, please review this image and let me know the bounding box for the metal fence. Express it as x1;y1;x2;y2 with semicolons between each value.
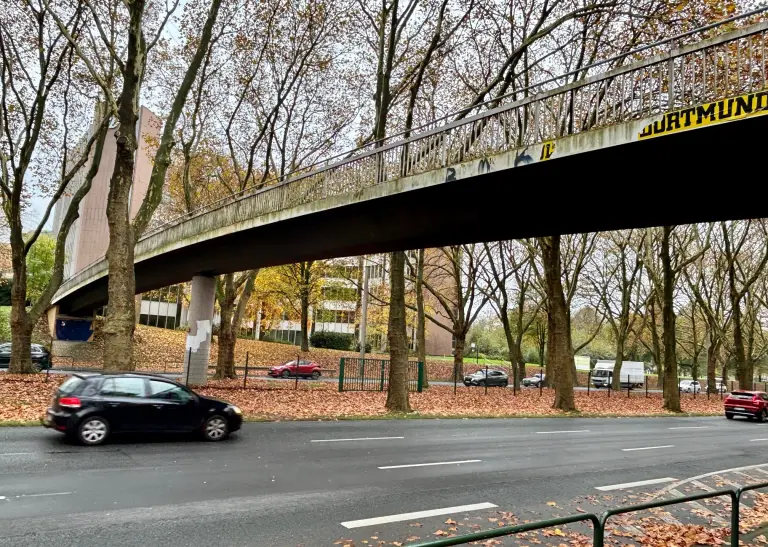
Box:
412;482;768;547
338;358;423;393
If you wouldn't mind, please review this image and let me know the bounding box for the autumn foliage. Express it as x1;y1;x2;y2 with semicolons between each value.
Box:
0;374;725;424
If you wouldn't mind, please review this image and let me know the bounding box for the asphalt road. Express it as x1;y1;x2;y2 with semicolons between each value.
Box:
1;416;767;546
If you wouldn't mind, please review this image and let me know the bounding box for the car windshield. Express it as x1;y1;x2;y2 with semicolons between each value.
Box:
593;370;610;377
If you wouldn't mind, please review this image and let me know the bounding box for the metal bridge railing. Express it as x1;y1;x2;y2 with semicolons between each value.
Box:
411;482;768;547
135;10;768;242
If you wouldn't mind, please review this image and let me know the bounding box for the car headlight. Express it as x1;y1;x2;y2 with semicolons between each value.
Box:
229;405;242;415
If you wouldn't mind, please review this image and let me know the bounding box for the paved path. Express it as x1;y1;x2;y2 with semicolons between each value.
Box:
1;416;767;546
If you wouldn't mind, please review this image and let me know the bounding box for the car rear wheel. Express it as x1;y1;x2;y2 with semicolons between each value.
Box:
281;370;291;379
726;412;734;420
501;381;508;388
203;415;229;442
758;410;767;423
311;371;320;380
78;416;110;446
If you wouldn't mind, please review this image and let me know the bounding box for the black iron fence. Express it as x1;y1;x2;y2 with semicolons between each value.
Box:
412;482;768;547
338;357;423;392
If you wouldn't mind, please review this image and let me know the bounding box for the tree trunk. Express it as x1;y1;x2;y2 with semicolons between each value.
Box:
216;274;236;379
611;338;625;391
661;227;681;412
9;254;35;373
386;251;411;412
706;339;719;394
103;153;137;371
453;336;465;382
300;262;311;352
540;236;576;411
300;292;309;352
500;313;517;385
416;249;427;387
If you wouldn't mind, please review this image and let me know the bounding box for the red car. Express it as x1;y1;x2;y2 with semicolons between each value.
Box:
724;391;768;421
268;360;322;380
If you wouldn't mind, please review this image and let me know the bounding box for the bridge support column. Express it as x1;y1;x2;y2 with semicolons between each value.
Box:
183;275;216;386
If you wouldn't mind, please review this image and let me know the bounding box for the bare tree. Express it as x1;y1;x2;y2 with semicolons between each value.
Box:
415;245;490;382
481;240;540;386
585;230;645;390
0;2;110;372
720;221;768;390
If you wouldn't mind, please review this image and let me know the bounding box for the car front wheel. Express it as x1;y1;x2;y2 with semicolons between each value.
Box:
758;410;767;423
203;415;229;442
726;412;734;420
78;416;110;446
311;371;320;380
281;370;291;379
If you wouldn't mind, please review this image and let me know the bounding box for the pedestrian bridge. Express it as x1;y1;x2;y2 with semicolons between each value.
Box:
53;17;768;315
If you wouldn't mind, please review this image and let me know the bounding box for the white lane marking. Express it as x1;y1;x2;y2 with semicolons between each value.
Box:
0;453;33;456
378;459;481;470
341;502;498;529
15;492;72;498
535;430;590;434
311;436;404;443
622;445;675;452
750;438;768;442
668;426;709;430
595;477;677;491
0;492;72;500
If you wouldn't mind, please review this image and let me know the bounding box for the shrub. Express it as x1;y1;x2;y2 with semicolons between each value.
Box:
311;331;354;350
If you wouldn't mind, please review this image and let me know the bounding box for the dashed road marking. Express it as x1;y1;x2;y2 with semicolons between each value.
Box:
311;437;405;443
341;502;498;528
622;445;675;452
535;430;590;434
378;459;481;470
668;426;709;430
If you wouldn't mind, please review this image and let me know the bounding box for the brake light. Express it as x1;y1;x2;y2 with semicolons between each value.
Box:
59;397;81;409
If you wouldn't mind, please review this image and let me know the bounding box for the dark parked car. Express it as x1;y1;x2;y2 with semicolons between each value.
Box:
43;372;242;445
522;373;545;387
268;360;322;379
724;391;768;421
0;343;51;370
463;369;509;387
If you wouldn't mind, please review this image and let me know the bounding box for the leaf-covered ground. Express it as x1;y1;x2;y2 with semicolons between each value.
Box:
0;375;724;424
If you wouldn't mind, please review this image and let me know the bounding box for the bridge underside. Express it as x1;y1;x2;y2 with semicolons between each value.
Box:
56;114;767;315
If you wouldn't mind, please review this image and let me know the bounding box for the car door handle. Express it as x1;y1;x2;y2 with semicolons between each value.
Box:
108;403;121;408
153;404;164;409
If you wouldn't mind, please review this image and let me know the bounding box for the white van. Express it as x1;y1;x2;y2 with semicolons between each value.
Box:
591;360;645;389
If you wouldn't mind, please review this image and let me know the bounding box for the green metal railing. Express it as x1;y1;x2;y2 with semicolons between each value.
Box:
338;358;423;393
412;482;768;547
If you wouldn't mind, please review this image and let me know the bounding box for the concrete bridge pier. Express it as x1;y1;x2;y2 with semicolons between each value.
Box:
182;275;216;386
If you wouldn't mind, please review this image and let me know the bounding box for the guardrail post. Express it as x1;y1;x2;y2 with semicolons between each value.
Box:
485;363;489;395
379;360;386;392
539;368;543;397
627;374;630;398
338;358;345;392
243;351;249;389
295;353;300;390
731;491;740;547
588;371;591;396
417;361;424;393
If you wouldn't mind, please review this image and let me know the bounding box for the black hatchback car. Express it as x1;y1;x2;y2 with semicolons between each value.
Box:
44;372;242;445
